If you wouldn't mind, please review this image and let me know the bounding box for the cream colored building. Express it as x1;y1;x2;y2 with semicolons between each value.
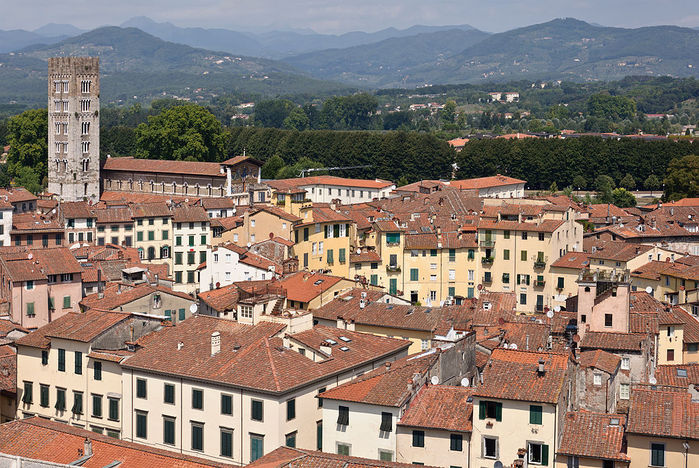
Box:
291;207;353;278
555;411;629;468
15;310;163;437
95;207;135;247
120;316;410;465
221;205;300;247
131;203;173;273
172;205;211;293
268;176;395;206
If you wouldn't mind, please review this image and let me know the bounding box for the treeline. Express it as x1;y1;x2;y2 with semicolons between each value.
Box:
456;137;699;190
227;127;454;184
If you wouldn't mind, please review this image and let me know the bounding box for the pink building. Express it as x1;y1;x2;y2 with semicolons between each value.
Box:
0;247;82;329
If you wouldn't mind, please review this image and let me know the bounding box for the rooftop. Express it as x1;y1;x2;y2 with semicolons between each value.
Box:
398;384;473;433
627;388;699;439
103;156;225;178
558;411;629;461
449;175;525;190
248;447;434;468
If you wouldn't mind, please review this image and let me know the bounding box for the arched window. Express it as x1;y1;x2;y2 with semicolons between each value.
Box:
161;246;170;258
147;246;155;260
137;247;144;260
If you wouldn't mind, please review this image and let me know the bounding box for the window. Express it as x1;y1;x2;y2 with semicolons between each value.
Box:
379;450;393;461
650;443;665;467
421;339;429;351
483;436;498;459
136;412;147;438
41;350;48;366
40;384;49;407
213;428;232;458
191;423;204;451
412;430;425;447
337;405;349;425
285;431;297;448
522;232;528;240
336;443;350;456
478;400;502;421
450;433;463;451
502;273;510;284
667;349;675;361
520;293;527;305
528;405;544;425
380;412;392;432
63;296;71;309
317;420;323;450
71;391;83;414
468;249;474;260
136;378;147;398
22;381;33;404
250;434;264;462
449;248;456;261
621;357;630;370
409;268;419;281
567;456;580;468
620;383;630;400
163;417;176;445
286;398;296;420
521;250;528;261
108;397;119;421
164;384;175;404
92;394;102;417
449;269;456;280
604;314;613;327
503;249;510;260
528;442;548;465
26;302;35;317
94;361;102;380
55;388;66;411
192;389;204;409
251;399;263;421
74;351;82;375
25;280;34;290
593;373;602;386
58;349;65;372
220;393;233;415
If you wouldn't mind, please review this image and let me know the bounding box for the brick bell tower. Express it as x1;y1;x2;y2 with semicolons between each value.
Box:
47;57;100;202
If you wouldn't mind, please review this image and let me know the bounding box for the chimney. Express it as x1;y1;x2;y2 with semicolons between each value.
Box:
211;331;221;356
385;362;391;370
537;358;546;376
177;341;184;351
83;438;93;457
320;342;332;355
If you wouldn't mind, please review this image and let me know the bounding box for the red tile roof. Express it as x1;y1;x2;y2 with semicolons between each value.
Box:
475;349;570;403
0;345;16;393
269;176;394;191
14;310;131;348
123;317;410;394
278;272;345;304
318;353;437;407
586;240;652;262
0;417;229;467
558;411;629;461
550;251;591;269
60;201;95;219
578;349;621;375
478;218;564;233
197;283;241;313
172;205;209;223
449;175;525;190
672;305;699;343
579;332;647;352
80;283;193;311
627;388;699;439
398;384;473;432
0;187;37;204
11;212;63;232
248;447;433;468
103;156;225;178
221;155;263;167
654;363;699;387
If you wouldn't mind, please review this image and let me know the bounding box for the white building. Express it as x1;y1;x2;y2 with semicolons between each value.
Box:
449;175;526;198
198;243;280;292
269;176;395;205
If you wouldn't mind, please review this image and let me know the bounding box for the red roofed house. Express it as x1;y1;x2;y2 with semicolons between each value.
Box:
472;348;573;468
556;411;629;467
268;176;395;206
449;174;525;199
120;315;411;464
198;242;282;292
15;310;164;437
248;446;432;468
626;388;699;468
396;384;473;466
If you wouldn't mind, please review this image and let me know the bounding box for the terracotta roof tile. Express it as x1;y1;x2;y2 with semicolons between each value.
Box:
0;187;37;204
95;207;133;224
0;417;229;467
558;411;629;461
578;349;621;375
248;447;433;468
551;251;591;269
268;176;394;191
103;156;225;178
81;283;192;311
0;345;16;393
15;310;130;348
475;349;570;403
278;272;344;304
398;384;473;432
197;283;241;313
627;388;699;439
172;205;209;223
449;175;525;190
60;201;95;219
130;202;172;218
654;363;699;387
579;332;647;352
221;155;263;167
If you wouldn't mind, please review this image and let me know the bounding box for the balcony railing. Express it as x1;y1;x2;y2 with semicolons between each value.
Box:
482;275;493;284
386;264;401;272
535;279;546;287
534;260;547;269
480;239;496;248
481;256;494;265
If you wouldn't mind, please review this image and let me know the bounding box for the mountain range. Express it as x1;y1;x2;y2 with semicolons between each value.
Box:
0;17;698;107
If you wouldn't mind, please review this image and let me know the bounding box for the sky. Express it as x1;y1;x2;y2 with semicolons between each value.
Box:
4;0;698;34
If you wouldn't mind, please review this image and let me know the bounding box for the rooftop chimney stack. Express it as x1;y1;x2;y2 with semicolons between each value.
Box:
211;331;221;356
83;438;93;457
537;358;546;376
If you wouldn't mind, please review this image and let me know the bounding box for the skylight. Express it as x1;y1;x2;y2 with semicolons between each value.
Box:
339;346;350;352
314;280;324;286
339;336;351;342
677;368;688;378
325;339;337;345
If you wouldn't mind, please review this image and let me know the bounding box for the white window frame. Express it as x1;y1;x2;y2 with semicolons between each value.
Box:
620;383;630;400
621;357;630;370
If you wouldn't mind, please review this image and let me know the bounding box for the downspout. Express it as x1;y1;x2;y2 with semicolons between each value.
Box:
180;377;184;454
240;388;244;466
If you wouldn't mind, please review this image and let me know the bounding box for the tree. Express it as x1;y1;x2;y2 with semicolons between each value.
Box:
612;188;637;207
6;108;48;190
275;157;326;179
664;155;699;200
261;154;285;179
383;111;412;131
283;107;310;131
254;100;295;128
620;173;636;191
595;175;615;203
441;100;456;125
135;104;226;162
573;175;587;191
587;94;637;120
549;181;558;194
644;174;661;196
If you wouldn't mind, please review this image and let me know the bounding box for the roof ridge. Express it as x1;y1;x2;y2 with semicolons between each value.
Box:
264;337;282;392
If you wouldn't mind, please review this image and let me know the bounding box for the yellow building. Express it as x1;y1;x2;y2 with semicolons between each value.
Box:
95;207;134;247
631;257;699;304
372;221;405;296
221;205;300;247
626;388;699;468
292;207;353;278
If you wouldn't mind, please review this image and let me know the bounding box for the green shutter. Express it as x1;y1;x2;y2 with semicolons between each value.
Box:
370;275;378;286
530;405;542;425
479;401;486;419
557;277;565;289
541;444;549;466
339;248;346;263
179;308;185;320
63;295;71;308
327;249;333;264
495;402;502;421
389;278;397;295
410;268;419;281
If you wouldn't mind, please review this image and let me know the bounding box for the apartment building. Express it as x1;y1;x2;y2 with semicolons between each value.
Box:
396;385;473;467
172;205;210;293
630;256;699;304
373;220;405;296
15;310;163;436
200;197;236;219
60;201;97;245
198;243;280;292
292;206;353;277
131;202;173;270
222;205;300;247
0;247;83;329
471;349;573;468
0;199;13;247
268;176;395;205
119;316;410;465
10;212;65;247
95;207;134;247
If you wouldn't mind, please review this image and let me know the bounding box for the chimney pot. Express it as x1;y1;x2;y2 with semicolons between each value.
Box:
83;438;93;457
537;358;546;375
211;331;221;356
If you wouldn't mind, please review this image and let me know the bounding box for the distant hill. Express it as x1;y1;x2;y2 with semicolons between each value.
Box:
285;18;699;87
0;29;69;53
0;27;353;107
32;23;86;37
283;28;490;87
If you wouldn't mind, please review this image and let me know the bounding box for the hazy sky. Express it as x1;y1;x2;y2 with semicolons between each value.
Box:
5;0;699;33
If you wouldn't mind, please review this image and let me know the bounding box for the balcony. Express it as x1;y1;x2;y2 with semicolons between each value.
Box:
480;239;496;248
386;264;401;272
534;260;547;269
481;256;494;265
535;279;546;287
482;275;493;284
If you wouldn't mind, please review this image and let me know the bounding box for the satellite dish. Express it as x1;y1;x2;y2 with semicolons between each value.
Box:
430;376;439;385
649;376;657;385
573;334;581;343
215;282;221;289
497;317;505;325
645;286;653;294
554;305;561;313
356;248;361;255
510;343;518;350
189;303;198;314
477;284;483;291
460;377;470;387
546;310;554;319
27;253;33;260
